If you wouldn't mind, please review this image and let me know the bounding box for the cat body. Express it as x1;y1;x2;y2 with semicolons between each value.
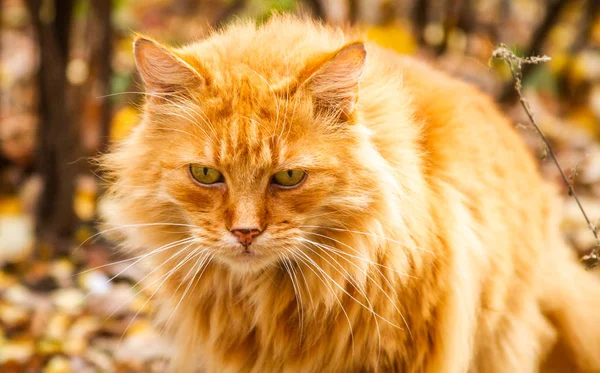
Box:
100;16;600;373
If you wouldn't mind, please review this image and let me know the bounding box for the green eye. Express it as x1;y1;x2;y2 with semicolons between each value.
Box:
272;169;306;187
189;165;223;185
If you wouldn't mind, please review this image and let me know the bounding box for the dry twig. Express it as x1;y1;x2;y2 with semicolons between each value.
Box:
490;45;600;269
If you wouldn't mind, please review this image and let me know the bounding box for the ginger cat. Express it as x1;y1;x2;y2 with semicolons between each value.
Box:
100;16;600;373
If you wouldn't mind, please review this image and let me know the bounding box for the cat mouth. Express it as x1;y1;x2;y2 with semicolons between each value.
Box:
232;248;261;261
218;246;276;271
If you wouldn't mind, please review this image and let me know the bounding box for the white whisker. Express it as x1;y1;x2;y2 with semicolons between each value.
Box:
117;245;203;345
105;242;195;321
300;225;433;255
161;250;213;334
78;237;194;276
296;241;401;330
82;237;195;300
300;230;418;279
280;253;304;340
301;237;412;340
284;248;355;357
75;222;199;252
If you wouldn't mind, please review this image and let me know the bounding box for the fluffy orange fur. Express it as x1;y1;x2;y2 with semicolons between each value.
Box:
100;16;600;373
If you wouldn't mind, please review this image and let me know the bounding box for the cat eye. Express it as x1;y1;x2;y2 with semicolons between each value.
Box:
189;165;224;185
272;169;306;188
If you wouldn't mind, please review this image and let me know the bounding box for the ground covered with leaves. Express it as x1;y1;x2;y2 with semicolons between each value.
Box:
0;251;171;372
1;0;600;371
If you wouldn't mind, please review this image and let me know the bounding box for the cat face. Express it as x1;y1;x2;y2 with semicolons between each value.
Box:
103;37;381;274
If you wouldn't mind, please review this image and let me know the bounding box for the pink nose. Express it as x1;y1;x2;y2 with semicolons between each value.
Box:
231;228;262;247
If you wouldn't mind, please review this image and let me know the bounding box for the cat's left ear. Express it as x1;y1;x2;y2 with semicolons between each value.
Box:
133;36;208;95
300;42;367;121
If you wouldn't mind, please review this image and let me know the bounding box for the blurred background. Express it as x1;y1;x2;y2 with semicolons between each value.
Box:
0;0;599;371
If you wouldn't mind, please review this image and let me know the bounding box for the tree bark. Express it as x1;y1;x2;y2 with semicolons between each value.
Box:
90;0;113;155
303;0;326;20
25;0;78;254
412;0;428;46
436;0;460;55
348;0;359;23
557;0;599;104
215;0;246;26
0;0;3;140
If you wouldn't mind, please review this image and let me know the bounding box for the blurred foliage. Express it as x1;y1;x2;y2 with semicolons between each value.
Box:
366;24;417;54
110;106;139;142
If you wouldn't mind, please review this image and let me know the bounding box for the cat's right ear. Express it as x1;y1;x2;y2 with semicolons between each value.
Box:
133;37;207;95
298;42;367;121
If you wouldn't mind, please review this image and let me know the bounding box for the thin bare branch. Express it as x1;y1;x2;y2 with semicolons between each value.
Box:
491;45;600;269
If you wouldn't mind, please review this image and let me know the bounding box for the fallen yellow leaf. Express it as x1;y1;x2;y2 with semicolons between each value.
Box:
43;355;72;373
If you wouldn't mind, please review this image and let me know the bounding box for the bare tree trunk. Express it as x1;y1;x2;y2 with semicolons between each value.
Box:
492;0;511;42
557;0;599;104
436;0;460;55
0;0;3;131
303;0;326;20
348;0;359;23
0;0;8;180
215;0;246;26
456;0;473;40
412;0;428;46
25;0;78;255
90;0;112;155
